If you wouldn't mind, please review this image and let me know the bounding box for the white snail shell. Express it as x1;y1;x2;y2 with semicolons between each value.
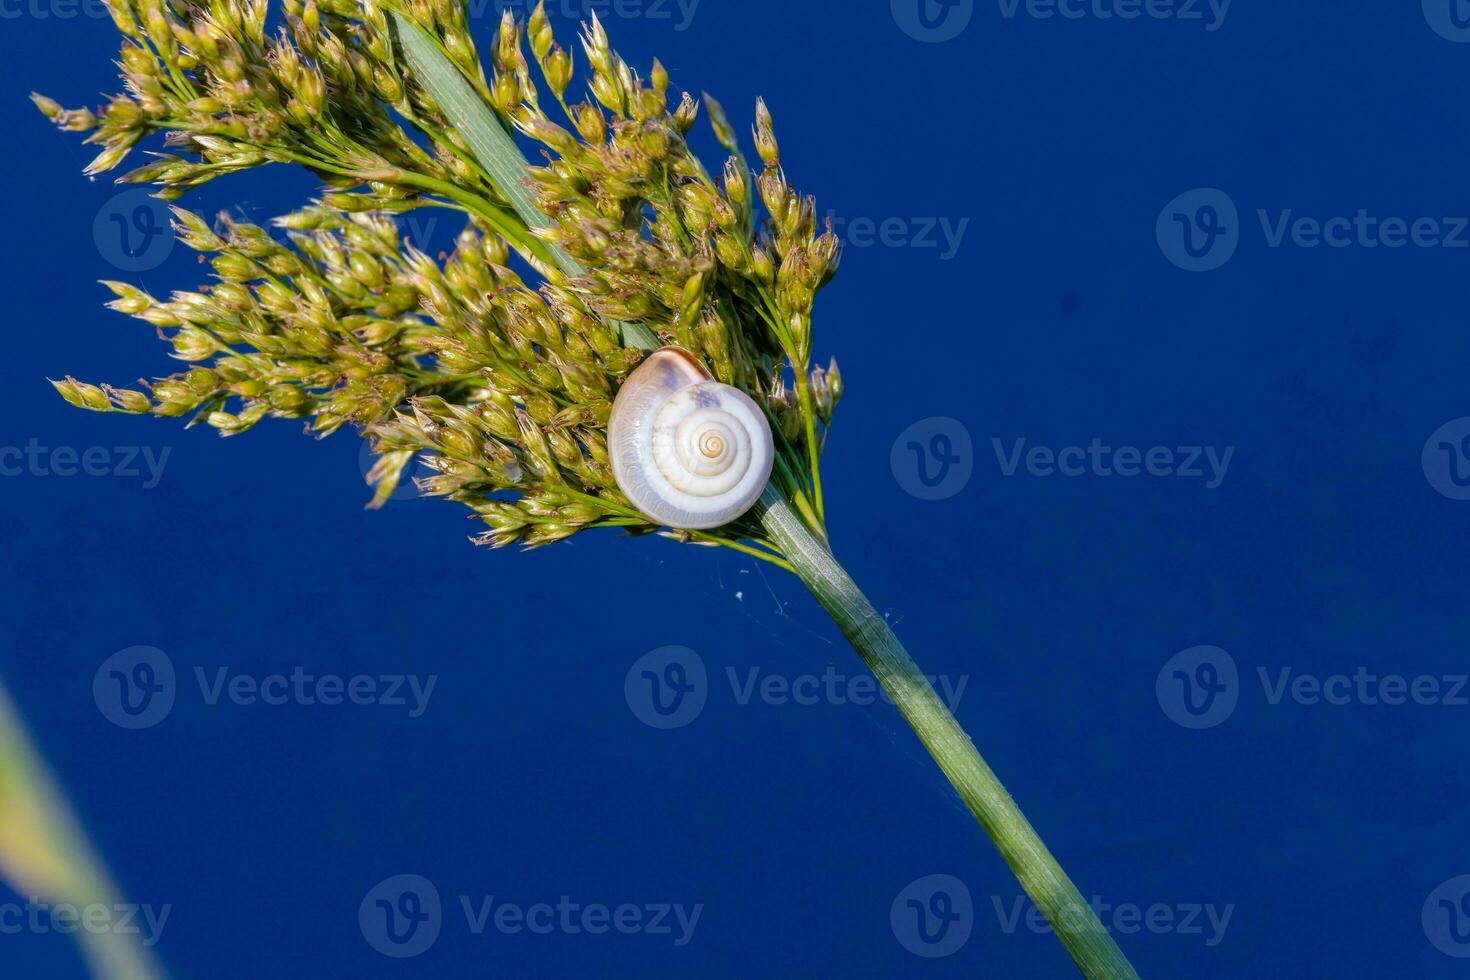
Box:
609;348;774;530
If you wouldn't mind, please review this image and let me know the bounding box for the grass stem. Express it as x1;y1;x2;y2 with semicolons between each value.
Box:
758;488;1140;980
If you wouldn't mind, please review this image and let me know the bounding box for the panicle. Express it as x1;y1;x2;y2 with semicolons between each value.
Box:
43;1;844;553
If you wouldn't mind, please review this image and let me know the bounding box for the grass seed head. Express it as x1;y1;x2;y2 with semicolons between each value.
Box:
39;1;843;559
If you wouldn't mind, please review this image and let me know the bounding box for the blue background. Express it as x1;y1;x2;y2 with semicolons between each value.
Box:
3;0;1469;975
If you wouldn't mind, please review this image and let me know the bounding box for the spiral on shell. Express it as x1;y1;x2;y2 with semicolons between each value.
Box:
608;348;774;530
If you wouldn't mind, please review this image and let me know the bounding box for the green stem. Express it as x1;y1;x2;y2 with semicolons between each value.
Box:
387;169;556;265
792;378;825;519
688;533;794;572
757;488;1140;980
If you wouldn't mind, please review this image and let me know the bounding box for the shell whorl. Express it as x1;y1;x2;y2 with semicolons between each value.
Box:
608;348;774;530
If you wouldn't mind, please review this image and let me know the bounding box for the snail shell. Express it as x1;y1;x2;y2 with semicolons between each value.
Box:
609;348;774;530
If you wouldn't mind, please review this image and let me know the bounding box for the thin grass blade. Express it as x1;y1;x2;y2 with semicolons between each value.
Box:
389;12;659;350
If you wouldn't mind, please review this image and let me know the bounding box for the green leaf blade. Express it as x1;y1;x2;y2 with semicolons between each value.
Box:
389;12;659;351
